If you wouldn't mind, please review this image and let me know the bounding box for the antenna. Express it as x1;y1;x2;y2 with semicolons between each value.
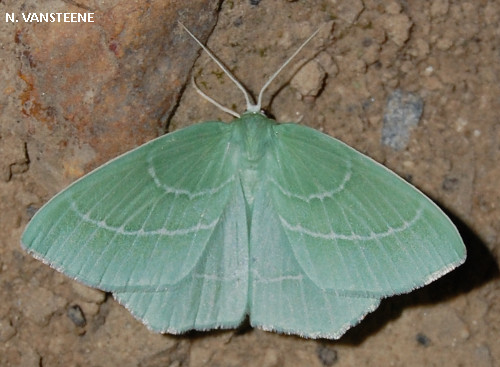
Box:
179;22;254;112
191;75;240;118
180;22;323;115
255;27;322;111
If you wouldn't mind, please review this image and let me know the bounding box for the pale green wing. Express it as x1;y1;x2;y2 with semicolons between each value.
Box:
250;188;380;338
22;122;249;332
249;123;466;338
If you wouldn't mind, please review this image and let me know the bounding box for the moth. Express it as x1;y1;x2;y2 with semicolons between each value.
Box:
22;24;466;339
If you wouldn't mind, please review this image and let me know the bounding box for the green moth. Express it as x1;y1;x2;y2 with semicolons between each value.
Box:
21;24;466;339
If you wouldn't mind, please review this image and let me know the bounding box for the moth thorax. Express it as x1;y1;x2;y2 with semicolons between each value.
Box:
236;113;276;164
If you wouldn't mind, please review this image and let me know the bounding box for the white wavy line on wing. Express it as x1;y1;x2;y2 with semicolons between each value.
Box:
278;206;424;241
70;201;217;236
268;162;352;202
147;162;235;199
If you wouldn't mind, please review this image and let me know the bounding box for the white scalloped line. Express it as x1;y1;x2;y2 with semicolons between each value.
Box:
278;206;424;241
268;162;352;202
191;270;245;282
251;268;304;284
147;163;235;199
70;202;217;236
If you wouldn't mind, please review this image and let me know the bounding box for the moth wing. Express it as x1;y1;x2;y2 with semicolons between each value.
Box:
22;122;249;332
249;123;465;338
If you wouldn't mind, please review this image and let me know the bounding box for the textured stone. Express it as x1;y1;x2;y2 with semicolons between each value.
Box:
0;318;16;342
20;287;67;326
381;13;413;47
381;89;423;150
72;282;106;304
291;60;326;98
17;0;221;192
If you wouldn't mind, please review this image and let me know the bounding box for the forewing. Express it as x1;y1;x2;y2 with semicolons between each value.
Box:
22;122;249;332
249;123;466;338
267;123;465;297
